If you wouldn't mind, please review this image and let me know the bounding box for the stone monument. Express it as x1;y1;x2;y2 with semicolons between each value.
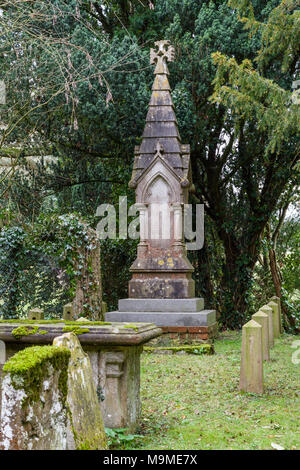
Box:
106;40;217;343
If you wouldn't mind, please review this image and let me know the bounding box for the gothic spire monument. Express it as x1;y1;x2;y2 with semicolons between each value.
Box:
128;40;194;299
106;41;217;342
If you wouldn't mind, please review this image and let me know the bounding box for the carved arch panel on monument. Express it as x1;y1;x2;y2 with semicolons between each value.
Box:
143;173;175;247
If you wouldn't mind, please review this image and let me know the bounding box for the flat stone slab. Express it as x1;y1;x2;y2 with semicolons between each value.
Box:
0;321;162;346
119;298;204;312
105;310;216;327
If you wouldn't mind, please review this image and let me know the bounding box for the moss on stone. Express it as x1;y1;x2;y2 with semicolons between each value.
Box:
0;319;64;324
67;321;111;326
143;344;214;355
62;326;90;335
74;432;108;450
11;325;49;340
0;319;112;326
123;324;139;332
3;345;70;406
53;333;108;450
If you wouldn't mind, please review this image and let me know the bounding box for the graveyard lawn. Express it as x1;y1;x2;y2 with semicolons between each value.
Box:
134;332;299;450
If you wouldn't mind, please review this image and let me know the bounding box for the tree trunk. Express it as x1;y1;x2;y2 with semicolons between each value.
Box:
190;239;214;308
217;230;259;329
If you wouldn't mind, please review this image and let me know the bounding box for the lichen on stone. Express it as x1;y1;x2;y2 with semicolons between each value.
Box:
53;333;108;450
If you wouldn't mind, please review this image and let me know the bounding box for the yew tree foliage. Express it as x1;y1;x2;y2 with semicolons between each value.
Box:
0;0;299;327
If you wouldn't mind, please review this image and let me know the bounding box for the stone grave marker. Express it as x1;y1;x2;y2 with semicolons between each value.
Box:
239;320;264;394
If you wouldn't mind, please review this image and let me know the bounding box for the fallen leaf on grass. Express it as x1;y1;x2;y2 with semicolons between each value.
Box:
271;442;285;450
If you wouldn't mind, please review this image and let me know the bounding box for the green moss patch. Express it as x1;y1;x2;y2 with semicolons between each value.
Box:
62;326;90;335
68;321;111;326
3;345;70;405
0;319;64;324
0;319;112;326
123;324;140;332
12;325;49;340
143;344;214;355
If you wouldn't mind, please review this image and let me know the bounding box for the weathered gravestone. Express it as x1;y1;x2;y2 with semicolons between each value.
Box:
259;305;274;348
270;296;283;333
106;40;217;343
252;311;270;361
53;333;107;450
0;345;70;450
268;300;281;338
0;334;108;450
63;303;74;321
73;226;103;320
28;308;44;320
239;320;264;394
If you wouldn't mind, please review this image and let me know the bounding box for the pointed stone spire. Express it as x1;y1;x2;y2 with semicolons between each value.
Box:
140;40;181;155
130;40;190;189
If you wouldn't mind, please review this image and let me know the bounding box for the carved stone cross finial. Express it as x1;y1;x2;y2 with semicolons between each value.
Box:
154;141;164;157
150;40;175;75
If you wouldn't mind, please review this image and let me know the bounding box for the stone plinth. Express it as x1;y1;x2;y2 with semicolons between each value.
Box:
0;320;161;430
106;298;217;344
119;297;205;312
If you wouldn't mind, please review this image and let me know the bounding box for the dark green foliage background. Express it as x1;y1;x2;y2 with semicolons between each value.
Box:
0;0;298;328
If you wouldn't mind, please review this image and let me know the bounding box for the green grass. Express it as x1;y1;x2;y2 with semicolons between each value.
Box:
132;332;300;450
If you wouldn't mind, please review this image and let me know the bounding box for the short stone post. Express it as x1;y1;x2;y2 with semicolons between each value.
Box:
63;303;74;321
268;301;280;338
259;305;274;348
28;308;44;320
270;296;283;334
252;311;270;361
239;320;264;394
101;301;107;314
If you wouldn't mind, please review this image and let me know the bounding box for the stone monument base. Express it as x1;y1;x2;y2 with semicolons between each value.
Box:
106;298;218;345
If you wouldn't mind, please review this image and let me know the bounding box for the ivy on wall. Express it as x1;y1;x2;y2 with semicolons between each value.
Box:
0;214;102;320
